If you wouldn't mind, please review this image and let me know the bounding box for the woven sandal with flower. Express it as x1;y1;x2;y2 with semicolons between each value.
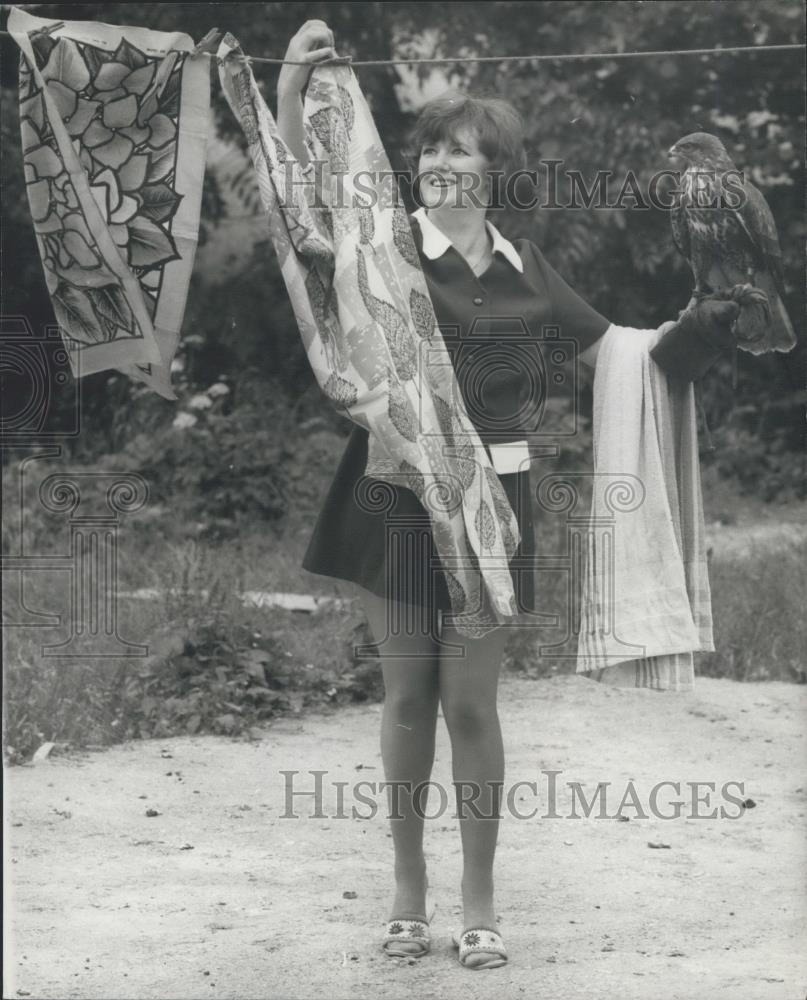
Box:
382;917;430;958
382;894;436;959
451;927;508;970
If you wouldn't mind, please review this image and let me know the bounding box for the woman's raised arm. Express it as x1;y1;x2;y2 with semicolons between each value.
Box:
277;20;335;166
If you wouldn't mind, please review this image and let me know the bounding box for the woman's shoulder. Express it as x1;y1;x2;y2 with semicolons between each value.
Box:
507;236;555;281
511;236;611;334
511;236;548;266
510;238;575;287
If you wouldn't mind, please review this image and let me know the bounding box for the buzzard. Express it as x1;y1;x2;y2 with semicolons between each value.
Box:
668;132;796;354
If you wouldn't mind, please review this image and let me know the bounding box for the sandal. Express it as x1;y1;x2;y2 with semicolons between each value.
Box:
452;927;508;969
382;892;436;959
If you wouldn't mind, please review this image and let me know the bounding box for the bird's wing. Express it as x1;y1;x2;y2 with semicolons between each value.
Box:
670;199;691;261
731;179;786;293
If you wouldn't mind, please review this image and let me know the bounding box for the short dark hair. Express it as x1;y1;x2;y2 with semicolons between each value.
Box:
407;91;527;183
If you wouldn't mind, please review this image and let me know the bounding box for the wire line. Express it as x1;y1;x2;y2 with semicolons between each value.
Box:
0;26;803;67
246;42;806;67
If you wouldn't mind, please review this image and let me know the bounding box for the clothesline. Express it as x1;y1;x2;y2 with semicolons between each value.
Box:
244;42;806;67
0;25;803;66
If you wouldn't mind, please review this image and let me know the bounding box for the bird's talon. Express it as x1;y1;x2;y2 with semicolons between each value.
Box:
728;283;768;307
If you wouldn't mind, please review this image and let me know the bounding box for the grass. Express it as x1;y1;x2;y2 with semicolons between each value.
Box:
700;534;807;682
3;449;805;763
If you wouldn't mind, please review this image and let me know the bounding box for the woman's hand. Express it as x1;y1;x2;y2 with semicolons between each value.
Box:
278;20;335;100
650;295;740;380
277;21;335;166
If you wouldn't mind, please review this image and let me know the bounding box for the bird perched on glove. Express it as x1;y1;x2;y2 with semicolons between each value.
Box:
650;284;763;381
667;131;796;356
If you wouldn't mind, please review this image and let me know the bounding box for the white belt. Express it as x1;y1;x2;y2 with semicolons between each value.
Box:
487;440;530;475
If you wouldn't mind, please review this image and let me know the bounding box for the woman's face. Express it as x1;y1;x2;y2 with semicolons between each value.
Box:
417;126;491;211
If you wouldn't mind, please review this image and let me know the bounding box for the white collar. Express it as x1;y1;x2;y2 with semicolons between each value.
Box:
411;207;524;273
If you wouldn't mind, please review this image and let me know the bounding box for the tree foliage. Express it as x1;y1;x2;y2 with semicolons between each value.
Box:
1;1;804;495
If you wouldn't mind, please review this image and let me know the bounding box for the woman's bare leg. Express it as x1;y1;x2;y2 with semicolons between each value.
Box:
438;622;510;967
354;584;440;944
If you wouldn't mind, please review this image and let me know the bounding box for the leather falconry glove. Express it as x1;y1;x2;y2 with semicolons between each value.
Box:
650;284;767;381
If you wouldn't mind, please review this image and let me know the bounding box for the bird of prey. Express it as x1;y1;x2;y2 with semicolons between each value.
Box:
668;131;796;354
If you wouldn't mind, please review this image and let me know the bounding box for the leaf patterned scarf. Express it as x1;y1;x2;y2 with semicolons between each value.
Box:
9;7;211;400
217;34;522;637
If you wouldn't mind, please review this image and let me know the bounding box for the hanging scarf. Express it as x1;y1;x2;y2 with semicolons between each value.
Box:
217;35;521;637
576;324;714;691
9;7;211;400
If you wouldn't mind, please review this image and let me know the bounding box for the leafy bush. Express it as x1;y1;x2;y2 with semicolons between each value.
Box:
3;539;383;764
102;376;295;536
707;425;806;501
117;609;383;743
699;365;807;501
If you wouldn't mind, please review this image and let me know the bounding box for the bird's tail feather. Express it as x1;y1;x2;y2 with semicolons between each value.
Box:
735;271;797;355
771;295;798;353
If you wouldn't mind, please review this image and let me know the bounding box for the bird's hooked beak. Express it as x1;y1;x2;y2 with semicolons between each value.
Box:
668;143;682;161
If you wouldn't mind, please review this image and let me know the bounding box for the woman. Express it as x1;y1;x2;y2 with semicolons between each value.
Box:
275;20;728;971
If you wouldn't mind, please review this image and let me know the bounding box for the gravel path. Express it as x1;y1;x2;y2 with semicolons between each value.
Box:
5;674;806;1000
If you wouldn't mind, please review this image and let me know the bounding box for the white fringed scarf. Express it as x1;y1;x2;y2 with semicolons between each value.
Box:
576;324;714;690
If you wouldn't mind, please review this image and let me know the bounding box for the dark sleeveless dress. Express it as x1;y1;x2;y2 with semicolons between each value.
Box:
301;220;611;620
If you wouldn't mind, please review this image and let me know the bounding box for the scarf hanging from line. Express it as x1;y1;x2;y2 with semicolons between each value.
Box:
576;324;714;691
217;34;522;637
9;7;211;400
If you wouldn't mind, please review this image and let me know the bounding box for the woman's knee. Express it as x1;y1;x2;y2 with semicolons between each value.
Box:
381;660;440;736
441;693;499;739
383;681;438;723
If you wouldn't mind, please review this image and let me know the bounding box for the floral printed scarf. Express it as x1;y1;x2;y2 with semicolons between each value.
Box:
9;7;211;400
217;35;521;636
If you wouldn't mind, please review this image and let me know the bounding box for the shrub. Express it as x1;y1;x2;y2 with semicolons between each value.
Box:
2;532;382;763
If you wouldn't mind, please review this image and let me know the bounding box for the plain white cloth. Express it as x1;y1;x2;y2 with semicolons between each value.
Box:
575;324;714;691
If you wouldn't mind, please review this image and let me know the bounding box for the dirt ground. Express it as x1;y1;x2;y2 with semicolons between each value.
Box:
5;671;806;1000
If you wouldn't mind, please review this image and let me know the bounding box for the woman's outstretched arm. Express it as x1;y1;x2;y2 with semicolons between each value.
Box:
580;321;678;369
276;20;335;166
